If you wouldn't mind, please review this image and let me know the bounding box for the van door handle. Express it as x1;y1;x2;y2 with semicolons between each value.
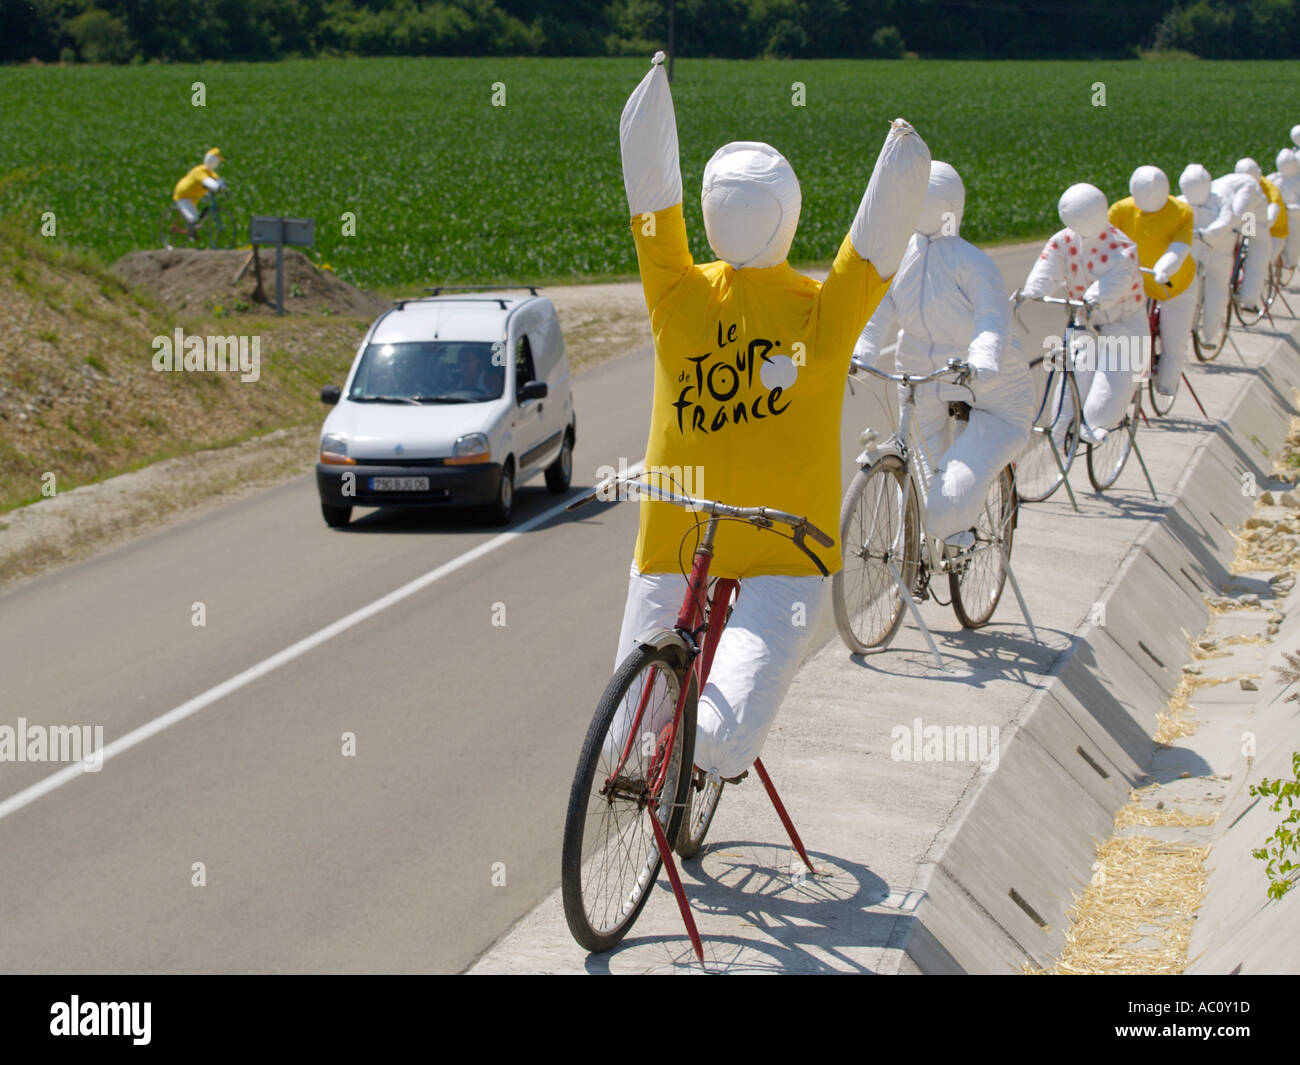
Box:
537;402;544;415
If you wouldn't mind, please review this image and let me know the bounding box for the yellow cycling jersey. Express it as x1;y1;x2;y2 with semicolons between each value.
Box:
1262;177;1290;239
630;202;888;578
173;164;217;203
1108;196;1196;299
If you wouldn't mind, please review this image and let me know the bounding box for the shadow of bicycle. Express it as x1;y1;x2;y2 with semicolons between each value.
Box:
581;844;901;974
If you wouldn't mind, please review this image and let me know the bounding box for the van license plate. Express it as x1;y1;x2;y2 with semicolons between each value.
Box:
370;477;429;492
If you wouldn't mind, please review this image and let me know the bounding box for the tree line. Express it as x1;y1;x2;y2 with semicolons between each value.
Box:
4;0;1299;64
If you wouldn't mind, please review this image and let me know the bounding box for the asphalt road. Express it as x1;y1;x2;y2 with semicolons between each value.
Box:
1;241;1087;972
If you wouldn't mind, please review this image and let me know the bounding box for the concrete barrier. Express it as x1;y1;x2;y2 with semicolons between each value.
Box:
896;330;1300;973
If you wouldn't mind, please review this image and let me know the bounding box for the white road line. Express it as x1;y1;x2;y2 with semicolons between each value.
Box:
0;465;643;824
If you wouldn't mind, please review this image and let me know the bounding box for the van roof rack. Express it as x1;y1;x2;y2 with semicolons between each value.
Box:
425;285;539;296
387;285;539;312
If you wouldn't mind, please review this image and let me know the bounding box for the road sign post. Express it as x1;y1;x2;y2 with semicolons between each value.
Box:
248;216;315;316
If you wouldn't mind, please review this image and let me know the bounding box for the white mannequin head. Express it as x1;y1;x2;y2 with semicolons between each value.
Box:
1129;165;1169;214
1235;157;1263;181
204;147;224;171
1058;183;1110;240
1178;163;1212;207
1277;148;1300;179
701;141;801;269
914;161;965;238
1292;124;1300;149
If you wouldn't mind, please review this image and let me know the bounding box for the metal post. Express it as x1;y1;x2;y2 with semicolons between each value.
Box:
275;222;284;317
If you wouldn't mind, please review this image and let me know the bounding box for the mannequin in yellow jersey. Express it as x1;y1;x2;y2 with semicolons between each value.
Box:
172;148;227;236
1109;165;1195;397
610;53;930;781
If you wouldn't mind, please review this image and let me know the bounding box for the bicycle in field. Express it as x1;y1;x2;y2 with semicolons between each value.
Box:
157;189;233;250
1012;292;1155;504
560;477;829;961
831;358;1036;669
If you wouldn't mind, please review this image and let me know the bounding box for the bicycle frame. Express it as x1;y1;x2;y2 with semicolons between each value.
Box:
583;487;820;962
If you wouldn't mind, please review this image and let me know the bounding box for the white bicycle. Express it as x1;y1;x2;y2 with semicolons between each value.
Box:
833;357;1036;667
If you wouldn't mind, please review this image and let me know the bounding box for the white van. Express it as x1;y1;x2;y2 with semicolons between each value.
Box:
316;289;575;526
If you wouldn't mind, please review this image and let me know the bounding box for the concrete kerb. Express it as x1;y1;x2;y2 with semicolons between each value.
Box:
894;327;1300;974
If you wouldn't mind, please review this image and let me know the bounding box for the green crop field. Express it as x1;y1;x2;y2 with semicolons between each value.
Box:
1;57;1295;291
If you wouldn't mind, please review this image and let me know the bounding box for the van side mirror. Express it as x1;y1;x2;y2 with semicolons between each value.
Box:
321;385;341;406
518;381;548;402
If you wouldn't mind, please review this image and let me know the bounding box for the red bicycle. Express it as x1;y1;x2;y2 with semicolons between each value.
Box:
560;476;831;960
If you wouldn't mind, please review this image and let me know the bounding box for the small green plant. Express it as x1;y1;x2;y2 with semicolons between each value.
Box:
37;328;58;344
290;282;304;298
233;299;250;312
84;354;107;373
1250;751;1300;900
1252;651;1300;899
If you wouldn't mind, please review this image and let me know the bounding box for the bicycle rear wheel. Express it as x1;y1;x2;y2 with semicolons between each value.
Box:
1086;388;1140;491
1016;359;1081;503
833;455;920;654
561;644;696;953
676;771;723;860
949;465;1015;629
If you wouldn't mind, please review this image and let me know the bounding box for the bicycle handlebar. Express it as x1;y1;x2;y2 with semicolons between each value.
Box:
1019;292;1088;309
567;476;835;549
848;356;972;388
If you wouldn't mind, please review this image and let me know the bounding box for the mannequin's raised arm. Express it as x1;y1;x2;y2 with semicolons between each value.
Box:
620;52;682;216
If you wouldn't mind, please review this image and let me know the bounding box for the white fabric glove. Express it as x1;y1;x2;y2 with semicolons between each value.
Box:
202;176;222;192
1153;241;1189;284
619;53;682;216
848;118;931;279
1267;202;1281;227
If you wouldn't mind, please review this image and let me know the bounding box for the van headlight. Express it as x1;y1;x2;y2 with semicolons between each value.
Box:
447;433;490;466
320;433;355;465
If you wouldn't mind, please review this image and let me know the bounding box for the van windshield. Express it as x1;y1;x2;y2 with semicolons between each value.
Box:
348;341;504;404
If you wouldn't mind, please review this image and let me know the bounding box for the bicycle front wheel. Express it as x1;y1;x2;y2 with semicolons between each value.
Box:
1192;279;1225;362
676;771;723;860
157;204;188;250
561;644;696;953
1086;388;1140;491
949;465;1016;629
1147;319;1176;417
1233;254;1266;328
1148;376;1176;417
1017;360;1081;503
833;455;921;654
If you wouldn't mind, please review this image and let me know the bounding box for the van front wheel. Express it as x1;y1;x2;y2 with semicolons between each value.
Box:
485;460;514;525
545;433;573;494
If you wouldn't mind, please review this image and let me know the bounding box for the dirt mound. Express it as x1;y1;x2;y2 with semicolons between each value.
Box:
112;248;386;319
